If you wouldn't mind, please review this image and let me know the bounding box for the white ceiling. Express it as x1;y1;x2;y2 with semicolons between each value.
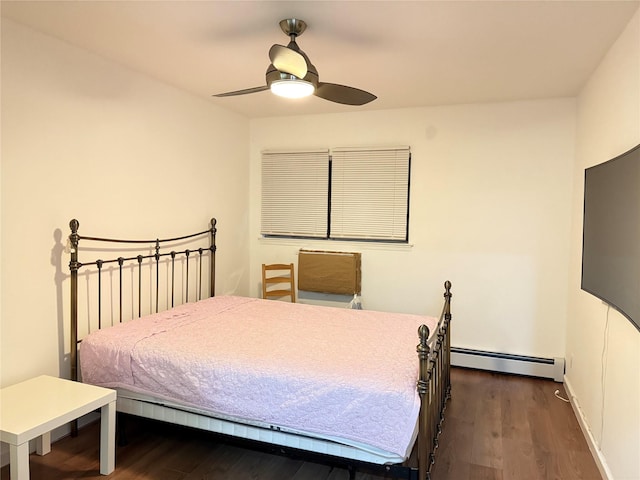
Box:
2;0;639;118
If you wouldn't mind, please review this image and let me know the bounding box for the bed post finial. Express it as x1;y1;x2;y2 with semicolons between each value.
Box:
417;324;430;391
69;220;80;257
444;281;452;319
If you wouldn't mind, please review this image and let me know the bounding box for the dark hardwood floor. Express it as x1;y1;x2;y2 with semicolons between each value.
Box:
1;368;602;480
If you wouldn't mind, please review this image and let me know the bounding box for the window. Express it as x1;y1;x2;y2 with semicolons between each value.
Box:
261;149;329;238
261;146;410;242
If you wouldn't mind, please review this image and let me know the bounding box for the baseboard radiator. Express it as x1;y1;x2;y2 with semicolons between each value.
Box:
451;347;565;382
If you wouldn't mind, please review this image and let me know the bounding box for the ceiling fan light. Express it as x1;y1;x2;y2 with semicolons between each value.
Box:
270;79;315;99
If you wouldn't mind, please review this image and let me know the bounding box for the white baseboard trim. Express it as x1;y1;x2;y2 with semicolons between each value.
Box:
0;412;99;469
451;347;565;382
563;376;613;480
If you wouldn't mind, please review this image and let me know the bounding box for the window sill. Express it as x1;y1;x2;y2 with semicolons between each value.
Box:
258;236;414;251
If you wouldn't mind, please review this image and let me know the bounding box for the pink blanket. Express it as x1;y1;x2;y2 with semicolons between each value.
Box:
80;295;437;457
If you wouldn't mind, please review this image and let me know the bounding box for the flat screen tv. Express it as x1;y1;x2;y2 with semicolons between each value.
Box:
581;143;640;332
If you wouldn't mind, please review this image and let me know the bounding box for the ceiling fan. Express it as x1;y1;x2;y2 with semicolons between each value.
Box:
213;18;377;106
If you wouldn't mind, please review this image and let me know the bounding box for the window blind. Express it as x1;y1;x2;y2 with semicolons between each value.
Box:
330;146;410;241
261;149;330;238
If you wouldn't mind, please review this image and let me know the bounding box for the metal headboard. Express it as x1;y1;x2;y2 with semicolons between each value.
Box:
68;218;217;385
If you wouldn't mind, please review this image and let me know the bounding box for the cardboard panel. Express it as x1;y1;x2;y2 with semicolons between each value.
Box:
298;249;361;295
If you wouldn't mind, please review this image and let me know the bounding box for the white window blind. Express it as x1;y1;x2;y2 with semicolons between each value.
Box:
261;149;329;238
330;146;410;241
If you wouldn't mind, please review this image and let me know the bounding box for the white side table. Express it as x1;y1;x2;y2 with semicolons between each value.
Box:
0;375;116;480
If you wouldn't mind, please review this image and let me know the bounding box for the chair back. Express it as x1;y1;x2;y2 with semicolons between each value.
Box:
262;263;296;302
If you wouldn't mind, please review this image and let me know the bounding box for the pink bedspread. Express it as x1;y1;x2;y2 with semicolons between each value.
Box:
80;295;438;457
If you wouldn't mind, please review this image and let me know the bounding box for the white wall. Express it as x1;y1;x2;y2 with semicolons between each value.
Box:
0;19;251;389
565;9;640;480
249;99;576;360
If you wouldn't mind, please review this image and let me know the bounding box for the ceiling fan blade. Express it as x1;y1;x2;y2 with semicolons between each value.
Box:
213;85;269;98
269;44;308;78
314;83;377;106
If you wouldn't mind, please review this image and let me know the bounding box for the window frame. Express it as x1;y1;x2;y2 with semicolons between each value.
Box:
261;146;411;243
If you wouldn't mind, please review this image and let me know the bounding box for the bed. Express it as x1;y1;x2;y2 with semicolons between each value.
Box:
68;218;452;480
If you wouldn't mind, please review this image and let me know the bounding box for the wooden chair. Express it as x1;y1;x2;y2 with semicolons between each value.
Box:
262;263;296;302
